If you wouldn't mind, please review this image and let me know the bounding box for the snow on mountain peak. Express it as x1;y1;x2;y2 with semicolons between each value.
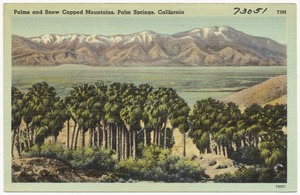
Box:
202;27;214;38
123;30;157;45
85;35;101;44
190;28;202;33
31;34;54;44
139;30;156;34
219;26;229;32
110;35;123;44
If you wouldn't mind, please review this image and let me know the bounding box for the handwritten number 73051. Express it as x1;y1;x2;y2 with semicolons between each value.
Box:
234;7;268;15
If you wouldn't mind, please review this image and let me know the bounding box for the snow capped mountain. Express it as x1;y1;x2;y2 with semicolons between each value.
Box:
30;33;110;45
12;26;286;66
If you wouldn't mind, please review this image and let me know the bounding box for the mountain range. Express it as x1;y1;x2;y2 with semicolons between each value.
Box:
12;26;286;66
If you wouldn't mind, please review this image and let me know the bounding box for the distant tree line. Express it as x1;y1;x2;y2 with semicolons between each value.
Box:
12;81;287;168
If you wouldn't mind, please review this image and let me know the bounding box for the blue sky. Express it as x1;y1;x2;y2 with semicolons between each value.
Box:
12;16;286;44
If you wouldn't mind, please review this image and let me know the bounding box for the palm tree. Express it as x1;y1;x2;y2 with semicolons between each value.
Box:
104;82;124;158
67;83;96;149
189;98;225;154
258;104;287;167
143;90;159;145
92;82;108;147
11;86;24;157
64;94;79;149
120;83;143;159
214;102;240;157
22;82;59;147
62;97;73;149
35;99;66;146
146;87;181;148
170;97;190;156
241;104;263;147
137;84;153;147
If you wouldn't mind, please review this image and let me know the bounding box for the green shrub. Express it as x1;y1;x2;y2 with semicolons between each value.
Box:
99;173;119;183
214;172;236;183
174;158;205;182
215;167;286;183
24;143;116;173
40;143;64;158
215;168;259;183
25;144;206;182
117;145;205;182
79;147;116;171
24;144;40;157
230;147;264;165
234;168;260;182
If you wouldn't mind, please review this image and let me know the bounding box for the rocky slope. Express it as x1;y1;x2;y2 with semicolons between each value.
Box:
12;157;85;182
12;26;286;66
221;75;287;110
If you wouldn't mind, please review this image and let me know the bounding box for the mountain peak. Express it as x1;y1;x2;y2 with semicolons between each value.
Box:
138;30;157;35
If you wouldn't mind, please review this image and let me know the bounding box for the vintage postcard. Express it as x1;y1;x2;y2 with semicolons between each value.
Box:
3;3;297;192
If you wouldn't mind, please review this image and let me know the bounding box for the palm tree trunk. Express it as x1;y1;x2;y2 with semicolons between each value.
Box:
93;128;97;146
254;135;258;147
119;126;122;158
232;140;237;151
15;128;21;157
220;144;224;156
26;123;31;150
97;122;101;147
133;129;137;160
128;130;132;157
74;125;80;150
102;121;107;149
224;146;228;158
125;130;128;159
11;129;16;157
110;125;113;150
163;127;167;149
171;128;174;147
107;125;110;149
157;127;161;146
147;130;151;145
182;132;186;157
122;126;125;159
19;129;23;155
208;133;212;154
71;121;77;149
116;126;120;160
31;128;34;145
153;128;156;145
66;119;70;149
143;127;147;147
89;128;93;147
241;137;245;148
82;128;85;148
223;144;226;156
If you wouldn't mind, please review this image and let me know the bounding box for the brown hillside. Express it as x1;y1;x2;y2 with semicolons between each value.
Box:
266;95;286;105
222;75;287;110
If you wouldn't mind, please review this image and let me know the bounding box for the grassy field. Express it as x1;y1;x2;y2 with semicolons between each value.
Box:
12;65;287;105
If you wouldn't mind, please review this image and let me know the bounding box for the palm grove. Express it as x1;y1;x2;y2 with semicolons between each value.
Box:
11;81;287;181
